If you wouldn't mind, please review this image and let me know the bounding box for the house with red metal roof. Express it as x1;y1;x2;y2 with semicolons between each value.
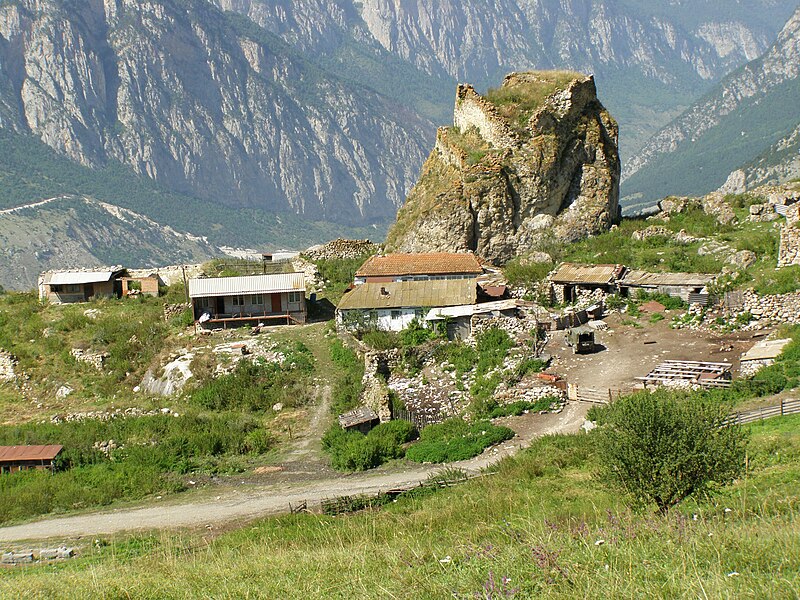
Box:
0;445;63;474
353;253;483;285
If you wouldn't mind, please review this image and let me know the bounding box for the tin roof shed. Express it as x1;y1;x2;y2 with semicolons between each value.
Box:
548;263;625;285
0;445;63;463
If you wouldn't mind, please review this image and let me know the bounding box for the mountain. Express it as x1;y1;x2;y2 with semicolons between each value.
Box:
621;6;800;212
0;195;218;290
0;0;793;245
385;71;619;264
720;124;800;193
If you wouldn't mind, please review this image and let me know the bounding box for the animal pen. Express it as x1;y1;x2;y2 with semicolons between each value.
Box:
637;360;732;389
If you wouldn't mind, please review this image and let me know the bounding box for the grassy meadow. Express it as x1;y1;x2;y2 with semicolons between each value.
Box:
2;414;798;598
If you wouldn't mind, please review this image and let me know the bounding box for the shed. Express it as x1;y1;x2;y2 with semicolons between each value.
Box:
338;406;380;434
189;273;306;328
0;445;62;474
619;270;715;304
425;298;522;340
39;268;127;304
548;263;625;303
337;279;478;332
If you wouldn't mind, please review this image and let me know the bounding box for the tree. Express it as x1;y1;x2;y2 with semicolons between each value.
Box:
596;391;748;514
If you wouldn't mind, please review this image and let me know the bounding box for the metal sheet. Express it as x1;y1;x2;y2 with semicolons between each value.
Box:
189;273;305;298
356;253;482;277
337;279;477;310
0;445;63;462
48;271;116;285
548;263;621;285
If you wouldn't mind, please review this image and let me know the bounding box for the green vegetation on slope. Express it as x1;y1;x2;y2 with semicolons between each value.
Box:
4;414;798;598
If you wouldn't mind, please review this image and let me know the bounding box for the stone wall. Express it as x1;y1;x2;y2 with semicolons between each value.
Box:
0;350;16;382
453;84;517;149
70;348;108;370
732;290;800;325
303;239;379;261
778;224;800;267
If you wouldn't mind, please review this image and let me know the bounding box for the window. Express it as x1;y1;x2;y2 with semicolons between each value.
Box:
63;284;82;293
232;295;245;306
390;310;402;320
252;294;264;305
198;297;211;308
288;291;303;303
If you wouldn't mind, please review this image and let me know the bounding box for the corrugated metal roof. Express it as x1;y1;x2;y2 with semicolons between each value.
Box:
0;445;63;462
355;253;483;277
425;299;521;320
741;338;792;362
337;279;477;310
48;271;117;285
549;263;622;285
621;270;715;288
189;273;305;298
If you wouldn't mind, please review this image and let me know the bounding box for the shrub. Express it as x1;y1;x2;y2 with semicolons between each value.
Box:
399;320;436;346
405;419;514;463
322;420;417;472
596;391;748;513
329;339;364;415
488;396;560;418
361;329;400;350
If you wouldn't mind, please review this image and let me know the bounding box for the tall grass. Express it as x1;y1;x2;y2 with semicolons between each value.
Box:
5;416;799;598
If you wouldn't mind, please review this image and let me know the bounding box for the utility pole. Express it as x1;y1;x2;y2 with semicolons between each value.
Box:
182;265;189;303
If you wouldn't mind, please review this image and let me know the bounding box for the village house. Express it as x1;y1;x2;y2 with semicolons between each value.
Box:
353;252;483;285
336;278;478;332
189;273;306;328
39;268;128;304
0;445;62;474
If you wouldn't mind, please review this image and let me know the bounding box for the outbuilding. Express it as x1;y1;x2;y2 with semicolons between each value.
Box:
39;268;127;304
189;273;306;328
0;445;63;474
619;270;715;304
548;263;625;303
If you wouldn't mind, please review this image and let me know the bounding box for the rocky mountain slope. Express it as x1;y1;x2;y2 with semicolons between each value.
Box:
621;6;800;212
385;71;619;264
0;195;218;291
720;124;800;193
0;0;792;239
0;0;433;226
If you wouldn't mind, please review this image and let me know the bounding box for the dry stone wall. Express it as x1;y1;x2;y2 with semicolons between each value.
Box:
0;350;16;382
733;290;800;325
303;239;378;261
778;225;800;267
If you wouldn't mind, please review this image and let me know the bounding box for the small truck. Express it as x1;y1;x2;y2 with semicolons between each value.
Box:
566;326;595;354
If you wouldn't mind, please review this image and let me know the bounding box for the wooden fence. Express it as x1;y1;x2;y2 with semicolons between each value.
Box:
394;408;445;430
726;398;800;426
567;384;624;405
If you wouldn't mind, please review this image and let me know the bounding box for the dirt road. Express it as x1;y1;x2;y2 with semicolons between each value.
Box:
0;402;588;543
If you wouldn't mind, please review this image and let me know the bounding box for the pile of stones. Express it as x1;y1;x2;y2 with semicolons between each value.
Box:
303;238;379;261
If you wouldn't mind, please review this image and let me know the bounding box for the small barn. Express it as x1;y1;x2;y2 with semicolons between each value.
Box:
189;273;306;328
619;270;715;304
548;263;625;303
425;298;523;341
338;406;380;434
336;279;478;332
39;268;127;304
0;445;62;474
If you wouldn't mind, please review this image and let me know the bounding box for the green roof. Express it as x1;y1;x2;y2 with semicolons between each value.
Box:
337;279;477;311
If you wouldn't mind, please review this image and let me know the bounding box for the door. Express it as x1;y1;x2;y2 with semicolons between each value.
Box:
271;293;282;313
215;297;225;317
84;283;94;301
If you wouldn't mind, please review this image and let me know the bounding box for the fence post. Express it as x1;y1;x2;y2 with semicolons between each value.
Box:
781;399;784;417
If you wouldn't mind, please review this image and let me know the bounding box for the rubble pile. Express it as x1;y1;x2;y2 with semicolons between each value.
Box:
70;348;109;370
492;381;565;405
48;406;179;424
163;303;191;321
303;239;378;261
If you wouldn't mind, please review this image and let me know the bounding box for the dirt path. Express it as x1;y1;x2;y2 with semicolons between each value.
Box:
0;402;588;543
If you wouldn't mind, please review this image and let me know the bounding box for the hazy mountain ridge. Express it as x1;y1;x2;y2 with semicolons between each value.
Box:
621;5;800;209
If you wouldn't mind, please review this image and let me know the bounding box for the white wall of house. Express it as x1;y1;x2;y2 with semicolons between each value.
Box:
338;308;425;332
195;292;305;316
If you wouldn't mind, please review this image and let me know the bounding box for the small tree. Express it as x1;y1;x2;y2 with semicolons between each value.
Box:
597;391;748;514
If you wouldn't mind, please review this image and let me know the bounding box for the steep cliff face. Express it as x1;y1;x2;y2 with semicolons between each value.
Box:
0;0;431;224
622;6;800;209
385;72;620;264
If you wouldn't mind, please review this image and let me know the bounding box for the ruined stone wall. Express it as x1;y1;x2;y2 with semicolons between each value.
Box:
0;350;16;382
734;290;800;325
434;128;468;169
778;224;800;267
453;84;516;149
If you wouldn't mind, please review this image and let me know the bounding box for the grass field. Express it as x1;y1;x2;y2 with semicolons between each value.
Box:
2;414;798;598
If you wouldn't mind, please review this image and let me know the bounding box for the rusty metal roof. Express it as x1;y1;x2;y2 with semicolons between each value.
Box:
548;263;623;285
355;253;483;277
189;273;305;298
0;445;63;462
337;279;477;311
620;270;715;288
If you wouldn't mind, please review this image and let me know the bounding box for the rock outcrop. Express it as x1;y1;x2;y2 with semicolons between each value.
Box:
385;72;620;264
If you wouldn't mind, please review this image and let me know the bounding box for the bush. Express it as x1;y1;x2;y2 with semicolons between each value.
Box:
329;339;365;415
361;329;400;350
405;419;514;463
322;420;417;472
399;320;436;346
596;391;748;513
